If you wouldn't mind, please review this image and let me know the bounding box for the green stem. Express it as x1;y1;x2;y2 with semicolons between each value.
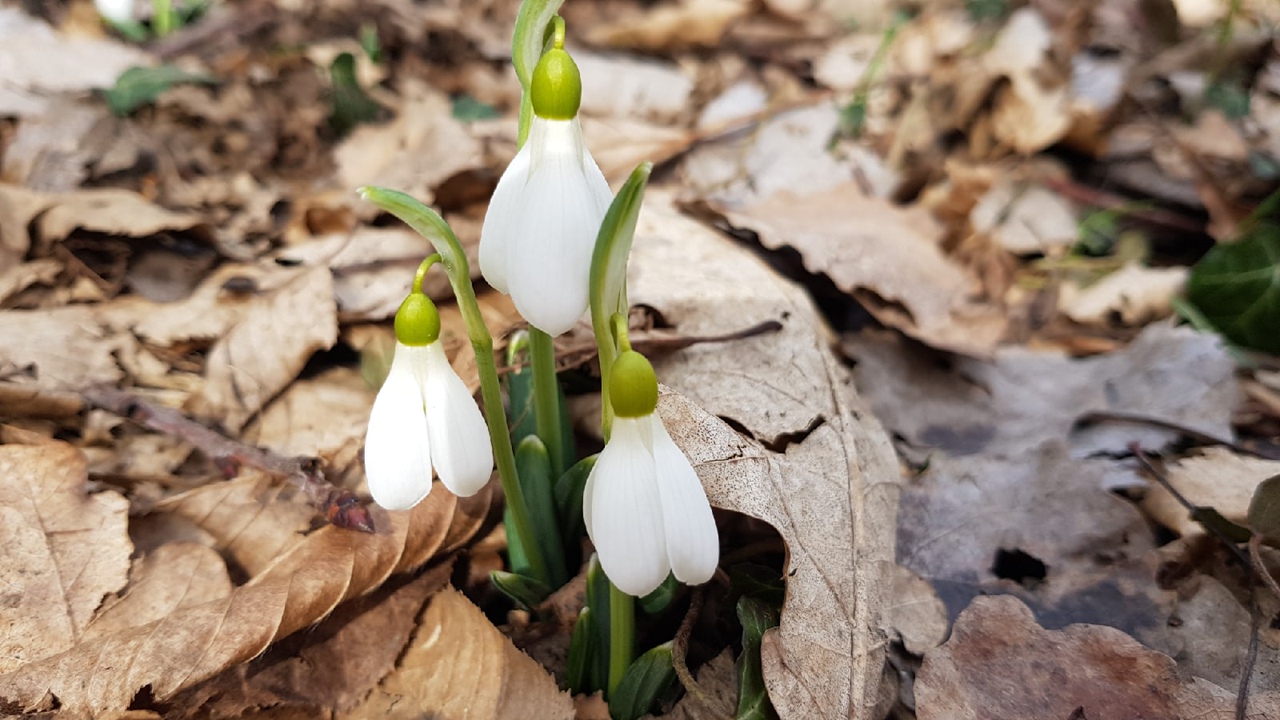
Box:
359;186;550;586
608;581;635;696
153;0;173;36
529;326;565;475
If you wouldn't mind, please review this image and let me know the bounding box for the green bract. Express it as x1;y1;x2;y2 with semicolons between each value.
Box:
609;351;658;418
394;292;441;346
531;46;581;120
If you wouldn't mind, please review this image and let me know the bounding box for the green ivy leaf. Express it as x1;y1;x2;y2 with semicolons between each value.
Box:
103;65;216;116
1247;474;1280;544
1186;223;1280;354
736;596;781;720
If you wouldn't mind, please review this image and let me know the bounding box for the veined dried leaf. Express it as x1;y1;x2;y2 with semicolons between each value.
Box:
630;196;900;719
583;0;749;50
0;484;492;715
344;587;573;719
0;443;131;674
85;543;232;640
186;264;339;431
0;305;129;390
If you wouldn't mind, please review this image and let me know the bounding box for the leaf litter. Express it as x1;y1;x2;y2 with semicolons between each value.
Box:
0;0;1279;718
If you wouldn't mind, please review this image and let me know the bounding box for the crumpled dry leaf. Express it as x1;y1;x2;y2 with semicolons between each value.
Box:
915;594;1278;719
985;8;1072;154
969;183;1080;256
344;587;574;719
186;264;339;431
0;443;131;674
882;564;949;656
1059;263;1188;326
631;196;900;719
712;184;1007;356
0;7;150;117
0;305;132;389
1144;448;1280;538
582;0;749;51
0;483;492;715
84;542;232;641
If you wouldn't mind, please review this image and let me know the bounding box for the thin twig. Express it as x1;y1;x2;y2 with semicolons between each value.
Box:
1236;589;1262;720
1131;445;1251;567
1091;413;1280;460
671;587;716;713
83;385;375;532
1248;535;1280;602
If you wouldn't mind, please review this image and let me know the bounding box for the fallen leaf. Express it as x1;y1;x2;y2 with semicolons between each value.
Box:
33;187;214;246
186;264;339;431
662;649;738;720
583;0;750;51
985;8;1072;154
631;196;901;719
969;183;1080;255
914;594;1262;719
577;51;694;123
344;587;574;720
1144;448;1280;538
85;542;232;640
0;443;131;673
0;6;151;117
714;184;1007;356
0;305;130;389
1059;263;1188;325
0;484;492;715
882;564;949;655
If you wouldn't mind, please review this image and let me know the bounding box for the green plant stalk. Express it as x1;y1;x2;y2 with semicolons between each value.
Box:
359;185;550;586
528;327;566;475
609;582;635;696
153;0;173;36
512;0;565;148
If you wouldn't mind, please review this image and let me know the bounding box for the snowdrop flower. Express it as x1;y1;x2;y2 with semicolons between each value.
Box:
584;351;719;596
94;0;133;24
479;33;612;336
364;291;494;509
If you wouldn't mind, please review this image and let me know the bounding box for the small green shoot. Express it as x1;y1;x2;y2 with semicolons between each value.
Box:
103;65;216;116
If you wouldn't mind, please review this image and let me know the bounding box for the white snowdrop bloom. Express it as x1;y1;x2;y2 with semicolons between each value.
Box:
364;293;494;510
479;37;612;337
94;0;134;24
584;351;719;596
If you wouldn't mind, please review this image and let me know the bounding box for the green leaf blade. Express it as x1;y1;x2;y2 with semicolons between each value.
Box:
1186;223;1280;354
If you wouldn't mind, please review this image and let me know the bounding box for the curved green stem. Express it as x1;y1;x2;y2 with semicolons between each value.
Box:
529;327;565;476
608;582;635;696
359;186;550;586
411;254;443;294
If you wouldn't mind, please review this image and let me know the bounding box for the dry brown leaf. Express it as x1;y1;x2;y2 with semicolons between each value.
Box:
1144;448;1280;538
85;543;232;640
186;264;339;431
344;587;574;720
1059;263;1188;326
583;0;749;51
0;443;131;674
915;594;1274;719
0;484;492;715
713;184;1007;356
33;188;213;245
577;51;694;123
582;116;691;182
169;563;455;718
662;649;738;720
882;564;949;656
630;196;900;719
969;183;1080;255
0;258;62;304
0;305;129;390
0;7;150;118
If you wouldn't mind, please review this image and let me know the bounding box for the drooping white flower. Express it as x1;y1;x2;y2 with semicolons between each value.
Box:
364;293;493;510
95;0;134;24
584;351;719;596
479;37;612;337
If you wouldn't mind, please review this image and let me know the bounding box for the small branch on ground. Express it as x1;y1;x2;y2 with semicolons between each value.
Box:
1131;445;1250;567
671;587;725;715
1086;412;1280;460
82;385;375;533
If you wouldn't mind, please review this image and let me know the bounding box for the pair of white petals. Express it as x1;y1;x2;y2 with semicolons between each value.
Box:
364;342;493;510
480;116;613;337
584;413;719;597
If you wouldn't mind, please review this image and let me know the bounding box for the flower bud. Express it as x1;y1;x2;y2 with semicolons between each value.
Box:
609;350;658;418
394;293;441;347
531;46;582;121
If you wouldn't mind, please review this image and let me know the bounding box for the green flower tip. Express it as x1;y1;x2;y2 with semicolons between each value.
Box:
610;350;658;418
394;292;441;346
531;44;581;121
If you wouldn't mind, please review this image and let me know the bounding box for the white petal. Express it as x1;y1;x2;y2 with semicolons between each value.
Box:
582;462;596;540
421;342;494;497
588;417;668;596
650;414;719;585
479;144;533;294
364;346;433;510
507;118;610;336
95;0;134;23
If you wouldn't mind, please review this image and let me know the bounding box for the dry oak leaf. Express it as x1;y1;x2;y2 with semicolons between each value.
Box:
915;594;1269;719
629;196;901;719
0;305;130;390
0;484;492;716
1144;448;1280;538
0;443;131;674
185;263;339;432
713;183;1007;356
344;587;574;719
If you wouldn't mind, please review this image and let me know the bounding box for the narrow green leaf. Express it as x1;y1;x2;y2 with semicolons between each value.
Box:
103;65;216;116
638;573;679;615
490;570;552;612
360;22;382;63
328;52;381;136
1248;474;1280;544
736;597;781;720
516;435;568;586
609;642;677;720
511;0;566;90
586;554;613;693
554;454;596;543
503;504;531;576
567;606;596;694
728;563;786;606
1186;222;1280;354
